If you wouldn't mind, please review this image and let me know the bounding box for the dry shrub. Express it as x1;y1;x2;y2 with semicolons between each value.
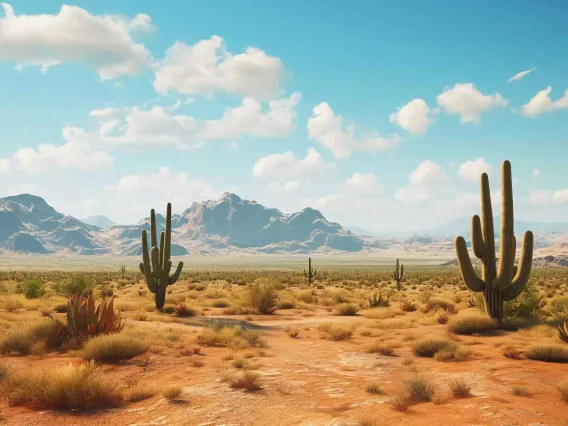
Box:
524;344;568;363
426;298;456;313
248;280;277;314
447;314;498;334
2;361;123;409
449;378;472;398
333;303;359;316
413;338;456;357
83;334;147;363
404;376;435;402
222;371;262;392
173;303;198;317
197;325;266;349
365;342;395;356
163;386;182;400
434;346;471;362
318;323;353;341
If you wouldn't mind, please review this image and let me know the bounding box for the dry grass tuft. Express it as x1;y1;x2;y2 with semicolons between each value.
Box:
524;344;568;363
449;378;472;398
83;334;148;363
447;314;498;334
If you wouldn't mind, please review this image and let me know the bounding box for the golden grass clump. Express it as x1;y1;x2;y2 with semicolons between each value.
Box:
425;298;456;313
447;314;498;334
83;333;148;363
2;361;123;409
318;323;354;341
222;370;262;392
333;303;360;316
413;337;457;357
197;325;266;349
524;344;568;363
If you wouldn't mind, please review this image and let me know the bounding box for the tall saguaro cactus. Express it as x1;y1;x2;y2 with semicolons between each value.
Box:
139;203;184;311
393;258;404;291
455;160;533;324
304;257;317;286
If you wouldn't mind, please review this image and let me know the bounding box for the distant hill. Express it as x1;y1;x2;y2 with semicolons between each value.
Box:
81;215;116;228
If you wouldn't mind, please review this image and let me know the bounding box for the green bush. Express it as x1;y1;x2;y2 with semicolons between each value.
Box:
504;282;544;320
56;276;93;296
16;278;45;299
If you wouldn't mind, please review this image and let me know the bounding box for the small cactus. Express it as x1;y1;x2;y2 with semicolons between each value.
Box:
393;258;404;291
304;257;317;286
120;263;126;277
139;203;184;311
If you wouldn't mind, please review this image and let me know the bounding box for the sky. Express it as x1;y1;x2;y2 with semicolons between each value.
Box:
0;0;568;234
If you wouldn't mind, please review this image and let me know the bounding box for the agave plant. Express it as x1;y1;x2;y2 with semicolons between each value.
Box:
559;321;568;344
66;293;125;339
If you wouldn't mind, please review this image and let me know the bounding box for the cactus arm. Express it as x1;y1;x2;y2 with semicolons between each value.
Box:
170;261;184;284
140;230;158;292
151;246;160;277
511;231;533;288
150;209;157;249
455;236;485;292
159;232;165;270
400;264;403;280
471;215;485;259
165;203;172;263
494;161;516;291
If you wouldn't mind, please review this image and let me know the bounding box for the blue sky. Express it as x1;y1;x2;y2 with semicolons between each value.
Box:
0;0;567;233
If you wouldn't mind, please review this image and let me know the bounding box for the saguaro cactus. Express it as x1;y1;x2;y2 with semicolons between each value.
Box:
139;203;184;311
455;160;533;324
120;263;126;277
393;258;404;291
304;257;317;286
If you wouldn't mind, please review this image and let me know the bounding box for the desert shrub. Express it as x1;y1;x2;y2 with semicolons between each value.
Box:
16;278;45;299
318;323;353;341
163;386;182;400
524;344;568;363
277;300;296;310
449;378;472;398
0;321;61;355
212;299;231;308
3;298;23;312
173;303;198;317
404;376;435;402
434;346;471;362
248;280;277;314
366;382;382;394
447;314;498;334
400;300;417;312
413;338;456;357
333;303;359;316
502;346;523;360
2;361;123;409
98;285;114;298
366;342;394;356
222;371;262;392
162;304;175;314
83;334;147;363
419;289;434;304
368;292;390;308
390;394;412;412
57;276;93;296
435;310;449;324
426;298;456;313
504;282;544;319
197;325;266;349
548;296;568;320
127;386;155;402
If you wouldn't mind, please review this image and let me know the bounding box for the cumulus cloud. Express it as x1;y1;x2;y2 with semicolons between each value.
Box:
458;158;491;182
154;36;284;100
252;148;330;181
307;102;400;158
395;160;450;203
197;93;300;140
436;83;508;123
526;188;568;205
0;138;112;174
106;167;222;216
521;87;568;117
507;67;536;83
344;173;380;192
0;3;153;79
389;98;433;135
83;94;300;149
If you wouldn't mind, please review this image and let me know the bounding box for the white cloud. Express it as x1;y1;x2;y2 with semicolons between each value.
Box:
521;87;568;117
307;102;400;158
197;93;300;140
83;94;299;149
395;160;450;203
0;138;112;174
0;3;153;79
533;169;540;179
344;173;380;192
458;158;491;182
526;188;568;205
436;83;508;123
389;98;433;135
106;167;221;217
154;36;284;100
252;148;329;181
507;67;536;83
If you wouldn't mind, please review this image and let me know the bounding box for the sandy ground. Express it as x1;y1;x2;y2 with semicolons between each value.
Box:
1;310;567;426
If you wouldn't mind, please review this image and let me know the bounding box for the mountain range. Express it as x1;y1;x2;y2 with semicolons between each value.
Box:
0;193;566;256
